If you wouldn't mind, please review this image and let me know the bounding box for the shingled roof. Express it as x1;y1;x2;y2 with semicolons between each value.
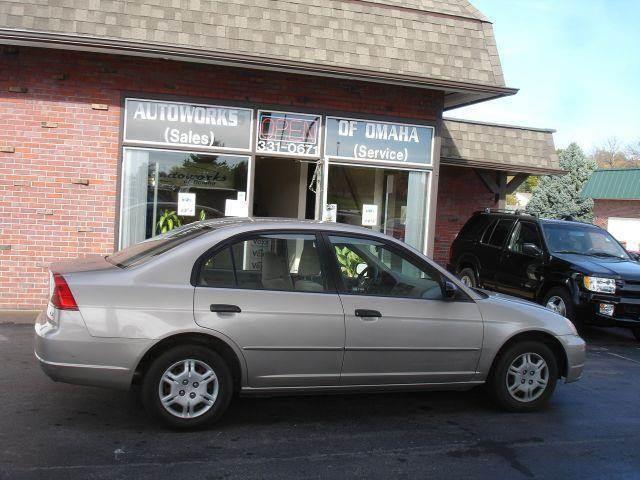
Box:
0;0;516;108
441;118;561;174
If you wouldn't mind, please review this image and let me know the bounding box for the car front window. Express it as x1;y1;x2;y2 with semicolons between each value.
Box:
541;223;629;259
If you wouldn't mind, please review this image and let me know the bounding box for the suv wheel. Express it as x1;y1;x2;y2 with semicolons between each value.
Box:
542;287;576;323
142;345;233;429
489;340;558;412
458;267;477;288
632;327;640;342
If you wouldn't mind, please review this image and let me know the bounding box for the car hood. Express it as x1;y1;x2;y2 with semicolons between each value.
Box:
476;289;577;336
553;253;640;280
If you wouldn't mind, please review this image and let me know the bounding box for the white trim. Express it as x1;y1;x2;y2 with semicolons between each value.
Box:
35;352;130;371
123;97;254;153
255;109;322;159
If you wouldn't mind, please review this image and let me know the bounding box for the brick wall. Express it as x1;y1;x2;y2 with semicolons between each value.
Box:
0;46;443;309
593;199;640;229
432;165;497;265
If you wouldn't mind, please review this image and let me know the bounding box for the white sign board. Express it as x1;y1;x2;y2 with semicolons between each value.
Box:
362;204;378;226
177;192;196;216
324;204;337;222
225;199;249;217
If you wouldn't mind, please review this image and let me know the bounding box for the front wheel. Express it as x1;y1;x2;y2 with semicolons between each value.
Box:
142;345;233;429
542;287;576;323
489;341;558;412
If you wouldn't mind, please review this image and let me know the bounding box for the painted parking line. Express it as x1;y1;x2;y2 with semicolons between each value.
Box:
605;352;640;365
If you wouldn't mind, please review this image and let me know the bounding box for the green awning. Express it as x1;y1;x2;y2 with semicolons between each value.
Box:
581;169;640;200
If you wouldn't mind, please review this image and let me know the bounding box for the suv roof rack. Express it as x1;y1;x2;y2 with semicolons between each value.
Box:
480;208;537;217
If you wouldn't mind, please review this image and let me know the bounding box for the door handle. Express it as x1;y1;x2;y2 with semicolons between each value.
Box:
355;309;382;318
210;304;241;313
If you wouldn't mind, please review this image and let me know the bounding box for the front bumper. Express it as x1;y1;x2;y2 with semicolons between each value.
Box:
577;292;640;328
34;309;148;390
557;334;586;383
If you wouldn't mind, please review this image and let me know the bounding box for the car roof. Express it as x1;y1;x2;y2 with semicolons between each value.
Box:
473;211;600;229
197;216;386;236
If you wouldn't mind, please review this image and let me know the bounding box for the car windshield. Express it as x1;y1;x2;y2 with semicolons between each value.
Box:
107;219;243;268
541;223;629;259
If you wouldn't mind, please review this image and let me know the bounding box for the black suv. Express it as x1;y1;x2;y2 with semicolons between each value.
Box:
448;210;640;341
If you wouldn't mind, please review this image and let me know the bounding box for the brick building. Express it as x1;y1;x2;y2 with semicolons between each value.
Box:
582;169;640;252
0;0;559;313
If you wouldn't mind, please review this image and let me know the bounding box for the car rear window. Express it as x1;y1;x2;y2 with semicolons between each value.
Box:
458;215;492;240
107;219;243;268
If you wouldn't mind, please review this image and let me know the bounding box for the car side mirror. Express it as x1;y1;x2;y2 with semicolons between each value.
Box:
443;280;458;300
522;243;543;257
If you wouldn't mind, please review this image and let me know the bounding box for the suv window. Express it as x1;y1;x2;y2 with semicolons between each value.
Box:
486;219;515;247
458;214;492;240
328;235;444;299
198;233;327;292
509;222;542;254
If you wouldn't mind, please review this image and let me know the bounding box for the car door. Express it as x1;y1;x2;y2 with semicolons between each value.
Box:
477;218;516;289
495;221;546;299
193;231;345;388
325;233;483;386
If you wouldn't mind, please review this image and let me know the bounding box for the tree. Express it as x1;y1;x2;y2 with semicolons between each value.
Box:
526;143;597;222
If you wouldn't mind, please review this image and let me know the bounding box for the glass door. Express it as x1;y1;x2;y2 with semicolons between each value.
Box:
326;164;429;251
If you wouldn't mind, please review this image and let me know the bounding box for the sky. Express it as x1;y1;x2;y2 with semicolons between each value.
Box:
450;0;640;152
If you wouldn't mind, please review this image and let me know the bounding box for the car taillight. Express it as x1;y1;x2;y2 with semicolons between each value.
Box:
50;273;79;310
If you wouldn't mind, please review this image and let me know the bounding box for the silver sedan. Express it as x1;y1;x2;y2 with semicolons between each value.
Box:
35;218;585;428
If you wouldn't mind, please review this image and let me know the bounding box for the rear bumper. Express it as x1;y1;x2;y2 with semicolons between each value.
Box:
34;310;149;390
557;334;586;383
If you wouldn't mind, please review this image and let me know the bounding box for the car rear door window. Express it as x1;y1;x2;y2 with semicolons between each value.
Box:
486;219;514;248
198;233;327;292
328;235;444;300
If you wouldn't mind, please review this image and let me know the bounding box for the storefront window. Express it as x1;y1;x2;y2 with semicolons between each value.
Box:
326;164;429;250
120;148;248;248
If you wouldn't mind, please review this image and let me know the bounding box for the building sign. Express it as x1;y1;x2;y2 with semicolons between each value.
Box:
256;110;321;157
124;99;253;151
324;117;433;166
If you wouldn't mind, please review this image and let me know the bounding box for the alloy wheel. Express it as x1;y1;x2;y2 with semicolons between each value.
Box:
505;352;549;403
460;275;473;287
158;359;219;419
545;295;567;317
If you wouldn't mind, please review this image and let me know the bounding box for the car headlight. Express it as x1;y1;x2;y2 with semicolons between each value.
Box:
583;276;616;294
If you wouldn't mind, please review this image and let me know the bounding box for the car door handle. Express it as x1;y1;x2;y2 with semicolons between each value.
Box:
355;309;382;318
210;304;241;313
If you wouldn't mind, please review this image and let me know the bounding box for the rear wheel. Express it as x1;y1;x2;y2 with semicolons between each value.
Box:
458;267;477;288
142;345;233;429
489;340;558;412
632;327;640;342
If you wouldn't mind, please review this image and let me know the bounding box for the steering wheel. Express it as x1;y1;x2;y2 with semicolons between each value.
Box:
357;264;379;291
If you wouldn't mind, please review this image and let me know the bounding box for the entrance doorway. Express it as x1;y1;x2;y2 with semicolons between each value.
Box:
253;156;317;219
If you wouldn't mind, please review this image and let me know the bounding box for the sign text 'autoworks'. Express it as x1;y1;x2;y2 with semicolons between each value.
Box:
325;117;433;165
124;99;252;151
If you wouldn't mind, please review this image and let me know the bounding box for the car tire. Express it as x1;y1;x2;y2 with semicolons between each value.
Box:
489;340;559;412
142;345;233;429
458;267;478;288
542;287;576;324
632;327;640;342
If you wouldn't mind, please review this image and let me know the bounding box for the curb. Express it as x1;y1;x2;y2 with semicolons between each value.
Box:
0;310;39;325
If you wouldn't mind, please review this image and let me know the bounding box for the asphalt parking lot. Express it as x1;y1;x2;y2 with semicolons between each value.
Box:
1;323;639;480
